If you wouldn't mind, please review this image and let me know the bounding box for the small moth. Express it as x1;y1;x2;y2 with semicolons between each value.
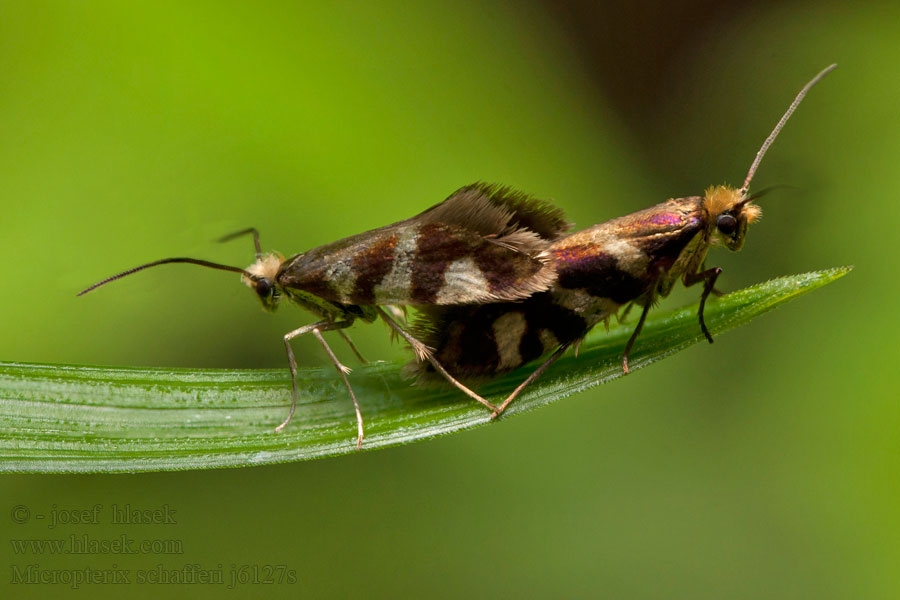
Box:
79;184;570;447
409;64;837;417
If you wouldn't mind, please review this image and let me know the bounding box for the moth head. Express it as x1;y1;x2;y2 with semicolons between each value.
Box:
704;185;762;251
242;253;285;312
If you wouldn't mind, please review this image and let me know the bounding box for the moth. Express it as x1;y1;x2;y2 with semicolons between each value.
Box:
409;64;837;417
79;184;571;447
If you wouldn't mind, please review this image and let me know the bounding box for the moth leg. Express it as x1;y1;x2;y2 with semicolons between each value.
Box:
683;267;723;344
277;320;366;449
698;261;726;297
622;301;652;374
491;343;572;419
618;301;635;324
217;227;262;259
375;307;500;414
383;305;408;326
337;330;368;364
312;328;366;449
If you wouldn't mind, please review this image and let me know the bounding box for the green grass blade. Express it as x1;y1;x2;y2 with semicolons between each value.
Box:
0;267;851;473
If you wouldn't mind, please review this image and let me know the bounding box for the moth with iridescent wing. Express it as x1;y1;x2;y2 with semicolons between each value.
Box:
79;183;571;447
409;64;837;417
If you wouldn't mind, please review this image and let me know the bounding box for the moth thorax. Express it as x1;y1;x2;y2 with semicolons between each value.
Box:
242;252;284;289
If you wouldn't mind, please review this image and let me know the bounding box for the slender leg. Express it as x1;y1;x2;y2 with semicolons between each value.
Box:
276;320;366;448
311;329;365;450
622;301;652;374
217;227;262;259
684;267;723;344
618;301;635;324
490;343;571;419
337;330;368;364
383;305;408;325
375;307;500;413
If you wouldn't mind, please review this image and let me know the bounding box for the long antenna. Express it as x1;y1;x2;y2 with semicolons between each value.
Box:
741;63;837;194
77;258;254;296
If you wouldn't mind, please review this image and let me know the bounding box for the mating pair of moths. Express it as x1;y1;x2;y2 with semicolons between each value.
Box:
80;65;836;448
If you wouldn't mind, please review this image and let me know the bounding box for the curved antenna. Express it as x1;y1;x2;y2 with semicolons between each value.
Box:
741;64;837;195
218;227;261;260
77;258;254;296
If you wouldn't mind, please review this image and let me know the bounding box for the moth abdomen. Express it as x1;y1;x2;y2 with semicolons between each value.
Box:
408;292;589;380
552;246;647;305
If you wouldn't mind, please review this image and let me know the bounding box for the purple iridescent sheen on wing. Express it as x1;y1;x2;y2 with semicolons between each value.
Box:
644;212;684;228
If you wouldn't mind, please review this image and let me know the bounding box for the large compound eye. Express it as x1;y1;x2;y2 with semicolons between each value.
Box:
717;214;737;236
255;278;272;298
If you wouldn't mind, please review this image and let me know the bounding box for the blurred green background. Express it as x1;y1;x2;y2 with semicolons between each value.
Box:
2;1;897;597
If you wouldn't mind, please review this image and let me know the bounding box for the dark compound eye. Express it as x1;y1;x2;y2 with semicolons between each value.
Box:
255;278;272;298
717;214;737;235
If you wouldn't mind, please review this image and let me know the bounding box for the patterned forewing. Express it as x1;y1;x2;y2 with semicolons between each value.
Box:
276;183;572;306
